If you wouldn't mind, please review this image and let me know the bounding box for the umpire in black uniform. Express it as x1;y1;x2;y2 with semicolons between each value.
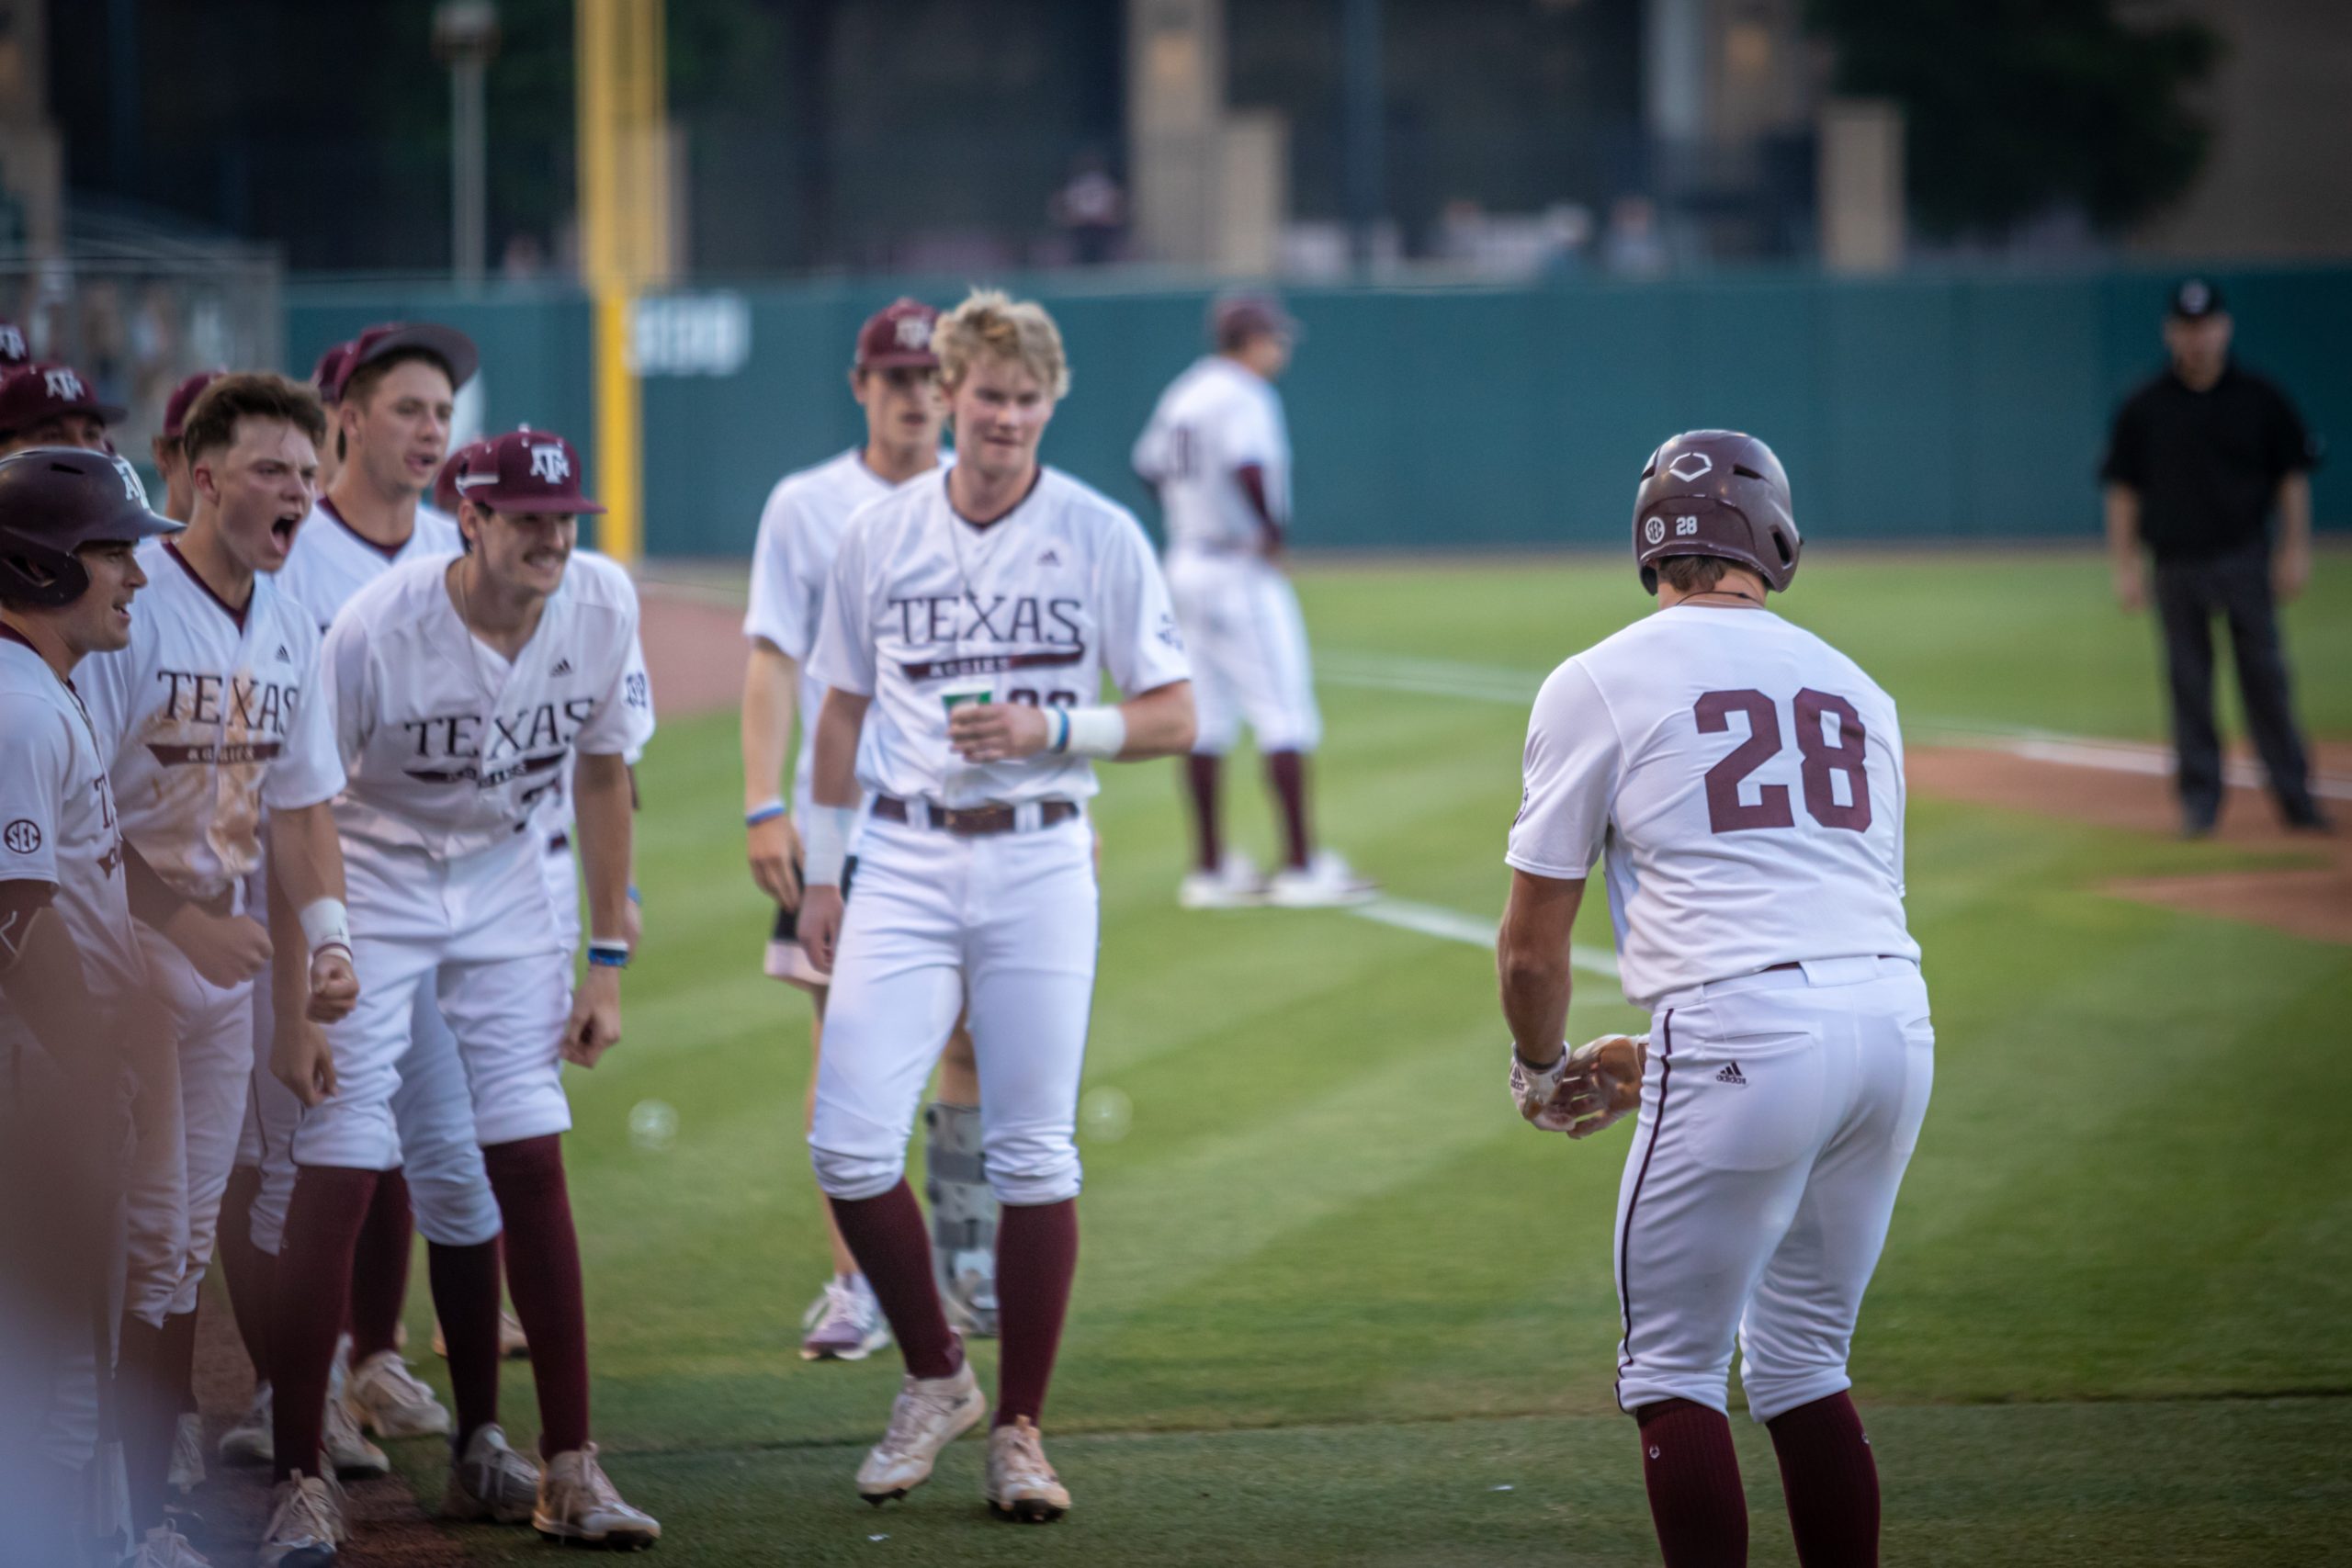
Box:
2102;277;2328;836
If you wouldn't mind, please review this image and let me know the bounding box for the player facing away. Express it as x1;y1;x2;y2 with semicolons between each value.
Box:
1132;292;1373;909
74;376;362;1560
741;298;998;1359
0;449;187;1567
256;427;659;1563
797;290;1194;1522
1498;432;1932;1568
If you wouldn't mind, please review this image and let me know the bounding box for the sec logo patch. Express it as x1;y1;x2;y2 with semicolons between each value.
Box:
4;819;40;855
1644;516;1667;546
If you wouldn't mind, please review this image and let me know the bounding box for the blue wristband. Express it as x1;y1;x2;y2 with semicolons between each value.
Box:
745;801;786;827
1048;707;1071;753
627;884;642;905
586;941;630;969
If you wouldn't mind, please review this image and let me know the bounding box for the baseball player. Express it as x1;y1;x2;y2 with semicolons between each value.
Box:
741;297;997;1359
0;361;124;457
305;343;355;498
0;447;189;1567
74;375;364;1558
1132;293;1372;909
256;425;660;1562
150;371;224;524
1500;431;1931;1568
797;290;1194;1523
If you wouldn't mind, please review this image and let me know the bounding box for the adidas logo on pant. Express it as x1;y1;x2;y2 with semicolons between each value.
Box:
1714;1062;1746;1086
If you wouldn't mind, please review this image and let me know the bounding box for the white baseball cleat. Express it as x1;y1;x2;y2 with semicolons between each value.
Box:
258;1471;341;1567
985;1416;1071;1524
432;1309;530;1361
343;1349;452;1439
321;1388;390;1478
534;1442;661;1549
855;1358;988;1504
1178;851;1266;910
128;1520;213;1566
168;1410;207;1494
801;1274;893;1361
219;1384;273;1467
441;1422;541;1525
1266;850;1378;908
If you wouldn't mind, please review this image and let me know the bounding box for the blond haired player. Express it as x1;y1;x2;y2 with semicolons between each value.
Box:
797;289;1193;1522
1133;293;1371;908
1500;431;1931;1568
741;298;996;1359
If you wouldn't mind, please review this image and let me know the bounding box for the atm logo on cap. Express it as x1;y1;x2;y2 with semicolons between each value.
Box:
895;316;933;351
529;443;571;483
0;326;24;360
43;369;85;400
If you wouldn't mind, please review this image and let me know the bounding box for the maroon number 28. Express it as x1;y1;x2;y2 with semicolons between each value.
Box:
1693;688;1872;833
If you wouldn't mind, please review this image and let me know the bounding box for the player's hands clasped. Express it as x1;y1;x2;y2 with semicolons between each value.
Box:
562;965;624;1068
797;884;844;976
274;1017;338;1107
1509;1033;1648;1138
747;812;805;909
306;947;360;1024
948;700;1052;764
164;907;274;987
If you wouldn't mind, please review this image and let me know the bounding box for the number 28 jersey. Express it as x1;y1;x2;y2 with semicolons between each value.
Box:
1506;606;1917;1009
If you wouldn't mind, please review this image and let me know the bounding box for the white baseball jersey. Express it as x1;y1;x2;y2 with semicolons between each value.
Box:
809;468;1189;809
277;495;461;633
1132;355;1291;554
76;542;344;902
528;551;653;847
322;553;654;858
0;630;143;1001
1507;606;1917;1009
742;447;900;812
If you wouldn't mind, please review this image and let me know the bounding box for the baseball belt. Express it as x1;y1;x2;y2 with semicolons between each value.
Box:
871;796;1080;837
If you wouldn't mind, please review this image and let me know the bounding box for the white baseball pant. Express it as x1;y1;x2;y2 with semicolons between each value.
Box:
809;815;1096;1207
1163;549;1321;754
1612;955;1933;1423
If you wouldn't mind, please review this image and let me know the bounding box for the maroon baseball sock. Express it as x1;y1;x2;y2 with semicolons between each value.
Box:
216;1163;275;1381
992;1199;1078;1428
827;1181;960;1380
1265;750;1312;870
1184;753;1223;873
268;1165;378;1483
482;1135;591;1457
116;1314;171;1529
347;1168;413;1365
1768;1393;1879;1567
161;1309;199;1419
427;1237;503;1454
1637;1398;1749;1568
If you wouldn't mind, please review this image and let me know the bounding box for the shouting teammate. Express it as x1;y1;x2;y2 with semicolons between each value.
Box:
797;289;1194;1522
151;371;224;524
77;375;360;1559
256;426;660;1562
0;362;124;457
741;298;997;1359
1133;293;1371;909
0;448;184;1566
1499;432;1932;1568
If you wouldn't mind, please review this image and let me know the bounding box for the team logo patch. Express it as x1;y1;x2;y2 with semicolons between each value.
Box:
1666;451;1713;482
0;324;24;361
111;455;146;502
4;818;40;854
529;443;571;483
42;368;85;401
895;315;933;351
1644;516;1667;546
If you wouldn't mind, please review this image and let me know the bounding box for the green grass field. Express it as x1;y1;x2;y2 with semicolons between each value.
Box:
390;551;2352;1564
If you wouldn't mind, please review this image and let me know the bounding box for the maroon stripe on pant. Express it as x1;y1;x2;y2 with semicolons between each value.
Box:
1614;1008;1675;1410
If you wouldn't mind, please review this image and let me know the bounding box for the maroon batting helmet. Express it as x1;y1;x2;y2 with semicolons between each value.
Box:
0;446;180;606
1632;430;1800;594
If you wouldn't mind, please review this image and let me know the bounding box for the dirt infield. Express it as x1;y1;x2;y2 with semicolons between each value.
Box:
1908;741;2351;943
639;582;749;720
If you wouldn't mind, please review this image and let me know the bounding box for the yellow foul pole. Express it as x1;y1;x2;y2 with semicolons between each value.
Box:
576;0;669;566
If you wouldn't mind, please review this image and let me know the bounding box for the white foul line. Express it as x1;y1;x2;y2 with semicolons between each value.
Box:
1352;896;1620;980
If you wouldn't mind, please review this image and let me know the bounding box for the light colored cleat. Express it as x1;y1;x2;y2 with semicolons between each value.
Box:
344;1349;452;1439
985;1416;1071;1524
441;1422;541;1525
258;1472;340;1568
800;1275;893;1362
432;1309;530;1361
534;1443;661;1549
167;1411;207;1494
321;1388;390;1479
855;1358;987;1505
1178;851;1266;910
127;1520;213;1567
219;1384;273;1467
1266;850;1378;909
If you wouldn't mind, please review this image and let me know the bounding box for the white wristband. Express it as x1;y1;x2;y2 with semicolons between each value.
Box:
1057;705;1127;759
299;897;351;956
802;804;854;887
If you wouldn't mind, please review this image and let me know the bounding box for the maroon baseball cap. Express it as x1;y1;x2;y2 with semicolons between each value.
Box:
451;428;604;514
434;437;492;513
311;341;356;404
334;321;480;400
0;363;128;438
0;321;27;367
855;299;941;369
1210;291;1300;351
162;368;225;440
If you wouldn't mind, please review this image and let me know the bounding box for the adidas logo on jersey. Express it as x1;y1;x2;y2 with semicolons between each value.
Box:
1038;548;1060;567
551;657;574;677
1714;1062;1747;1086
275;644;292;662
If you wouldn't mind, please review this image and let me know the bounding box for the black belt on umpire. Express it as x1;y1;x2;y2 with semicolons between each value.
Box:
871;795;1080;837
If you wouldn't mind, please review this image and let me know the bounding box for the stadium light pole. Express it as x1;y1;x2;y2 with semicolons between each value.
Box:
435;1;502;286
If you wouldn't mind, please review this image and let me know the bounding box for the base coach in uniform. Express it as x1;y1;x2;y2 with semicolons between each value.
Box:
2102;277;2329;837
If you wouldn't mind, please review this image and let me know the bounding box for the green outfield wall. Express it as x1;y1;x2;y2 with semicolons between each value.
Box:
288;265;2352;559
